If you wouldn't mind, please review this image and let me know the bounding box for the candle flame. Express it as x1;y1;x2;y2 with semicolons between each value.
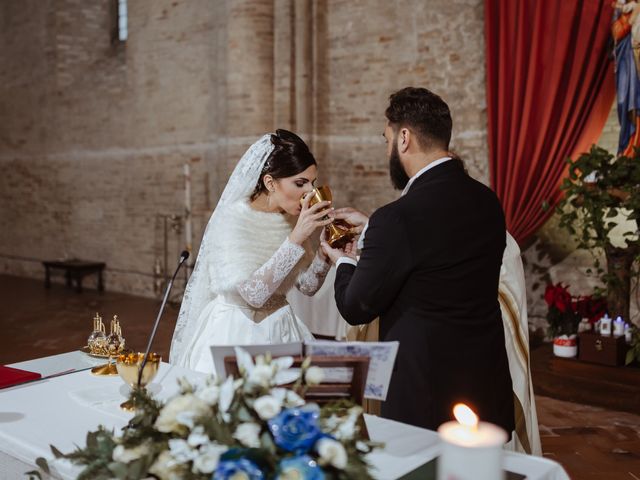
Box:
453;403;478;428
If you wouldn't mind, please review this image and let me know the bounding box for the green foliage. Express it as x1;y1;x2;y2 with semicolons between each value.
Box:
546;305;580;337
556;145;640;253
626;325;640;366
556;145;640;320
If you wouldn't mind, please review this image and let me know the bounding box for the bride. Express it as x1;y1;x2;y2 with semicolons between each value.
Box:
170;130;333;372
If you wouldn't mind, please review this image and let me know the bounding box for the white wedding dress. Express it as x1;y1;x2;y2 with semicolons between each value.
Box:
169;134;329;373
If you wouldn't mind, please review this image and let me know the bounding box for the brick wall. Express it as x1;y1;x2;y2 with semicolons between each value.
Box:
0;0;488;297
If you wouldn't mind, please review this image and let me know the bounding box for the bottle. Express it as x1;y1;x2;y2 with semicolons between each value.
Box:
599;314;612;336
625;323;633;344
87;312;106;353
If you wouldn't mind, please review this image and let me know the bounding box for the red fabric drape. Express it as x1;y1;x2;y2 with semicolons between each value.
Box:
485;0;616;246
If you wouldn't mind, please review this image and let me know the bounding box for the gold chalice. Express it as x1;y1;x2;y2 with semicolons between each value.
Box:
116;352;161;411
305;186;357;249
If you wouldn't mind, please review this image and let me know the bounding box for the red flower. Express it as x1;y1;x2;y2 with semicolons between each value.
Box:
544;284;572;313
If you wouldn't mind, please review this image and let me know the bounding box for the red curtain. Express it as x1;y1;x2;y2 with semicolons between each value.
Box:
485;0;616;246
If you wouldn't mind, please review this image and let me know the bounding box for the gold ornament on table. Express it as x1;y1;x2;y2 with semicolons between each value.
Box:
116;352;161;411
88;314;127;376
304;185;357;249
86;312;106;354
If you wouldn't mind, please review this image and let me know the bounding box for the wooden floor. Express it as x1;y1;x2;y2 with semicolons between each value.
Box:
1;274;639;478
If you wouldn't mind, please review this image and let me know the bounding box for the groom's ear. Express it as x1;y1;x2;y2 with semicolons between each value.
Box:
398;127;411;154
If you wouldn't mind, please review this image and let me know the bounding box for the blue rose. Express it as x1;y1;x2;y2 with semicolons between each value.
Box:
268;408;322;453
277;455;325;480
213;458;264;479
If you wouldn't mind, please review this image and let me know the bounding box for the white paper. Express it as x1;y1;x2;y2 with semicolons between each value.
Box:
210;342;303;379
8;350;104;379
303;340;399;400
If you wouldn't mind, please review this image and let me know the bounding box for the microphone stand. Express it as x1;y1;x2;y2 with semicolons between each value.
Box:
137;250;189;388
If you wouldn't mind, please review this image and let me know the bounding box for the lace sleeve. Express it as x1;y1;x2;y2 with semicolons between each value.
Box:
296;252;331;296
236;238;306;308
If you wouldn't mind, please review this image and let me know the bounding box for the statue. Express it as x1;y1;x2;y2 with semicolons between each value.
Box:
613;1;640;155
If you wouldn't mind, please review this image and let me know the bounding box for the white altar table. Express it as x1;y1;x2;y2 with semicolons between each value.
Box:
0;352;569;479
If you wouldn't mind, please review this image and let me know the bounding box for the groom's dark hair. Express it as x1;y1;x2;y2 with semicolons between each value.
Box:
251;129;316;200
385;87;452;150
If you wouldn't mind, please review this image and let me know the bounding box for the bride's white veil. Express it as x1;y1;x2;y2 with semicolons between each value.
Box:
170;134;275;367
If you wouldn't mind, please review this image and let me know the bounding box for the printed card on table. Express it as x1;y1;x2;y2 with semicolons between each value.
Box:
304;340;399;401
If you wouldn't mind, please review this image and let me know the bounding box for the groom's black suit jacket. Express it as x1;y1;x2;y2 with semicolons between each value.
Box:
335;160;514;435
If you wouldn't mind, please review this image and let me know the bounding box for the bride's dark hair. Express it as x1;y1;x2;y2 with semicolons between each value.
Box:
251;129;317;200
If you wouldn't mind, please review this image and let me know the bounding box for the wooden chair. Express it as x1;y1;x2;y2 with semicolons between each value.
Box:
223;355;370;406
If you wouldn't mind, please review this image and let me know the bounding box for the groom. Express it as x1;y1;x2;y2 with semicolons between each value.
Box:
322;87;514;436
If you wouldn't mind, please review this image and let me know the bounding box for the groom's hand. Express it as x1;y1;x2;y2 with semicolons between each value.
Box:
321;239;357;265
332;207;369;234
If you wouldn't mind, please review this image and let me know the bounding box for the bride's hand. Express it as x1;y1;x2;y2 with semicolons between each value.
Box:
317;228;330;262
321;238;357;264
289;194;334;245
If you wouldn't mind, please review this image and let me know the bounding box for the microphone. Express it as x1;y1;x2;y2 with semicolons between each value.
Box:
137;250;190;387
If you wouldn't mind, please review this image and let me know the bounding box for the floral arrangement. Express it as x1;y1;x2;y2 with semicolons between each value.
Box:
544;283;607;337
35;348;378;480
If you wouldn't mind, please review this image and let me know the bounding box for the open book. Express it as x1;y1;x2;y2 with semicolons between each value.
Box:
210;340;398;401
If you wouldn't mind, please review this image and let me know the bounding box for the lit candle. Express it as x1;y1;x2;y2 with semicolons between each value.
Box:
184;163;193;267
437;403;507;480
613;316;625;337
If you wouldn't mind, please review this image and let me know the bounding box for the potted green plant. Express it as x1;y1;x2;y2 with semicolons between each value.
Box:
556;145;640;322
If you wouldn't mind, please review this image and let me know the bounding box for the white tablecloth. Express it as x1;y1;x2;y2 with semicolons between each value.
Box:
0;352;569;479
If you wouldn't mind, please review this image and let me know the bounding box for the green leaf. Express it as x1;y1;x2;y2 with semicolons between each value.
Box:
626;349;635;365
106;461;129;479
34;457;50;474
50;445;65;458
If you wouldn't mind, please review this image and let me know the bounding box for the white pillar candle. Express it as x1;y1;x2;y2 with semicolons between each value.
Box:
613;317;625;337
437;404;507;480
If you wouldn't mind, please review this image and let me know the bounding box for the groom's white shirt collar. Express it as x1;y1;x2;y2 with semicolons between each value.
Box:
337;156;452;268
400;156;452;196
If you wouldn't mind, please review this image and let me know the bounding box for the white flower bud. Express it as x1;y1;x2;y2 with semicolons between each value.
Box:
317;437;348;469
253;395;282;420
304;366;324;386
233;422;261;448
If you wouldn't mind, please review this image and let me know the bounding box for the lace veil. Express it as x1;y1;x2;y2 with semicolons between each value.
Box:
170;134;275;367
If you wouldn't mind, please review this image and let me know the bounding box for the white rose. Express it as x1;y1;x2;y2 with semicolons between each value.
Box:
155;394;210;433
187;426;210;448
254;395;282;420
168;439;198;464
197;385;220;406
304;366;324;386
192;443;227;474
356;440;371;453
317;437;348;469
335;410;360;440
112;443;149;463
149;451;183;480
285;390;305;407
219;376;238;414
248;364;274;387
233;422;261;448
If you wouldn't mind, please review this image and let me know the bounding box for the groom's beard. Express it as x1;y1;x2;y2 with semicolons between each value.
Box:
389;142;410;190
